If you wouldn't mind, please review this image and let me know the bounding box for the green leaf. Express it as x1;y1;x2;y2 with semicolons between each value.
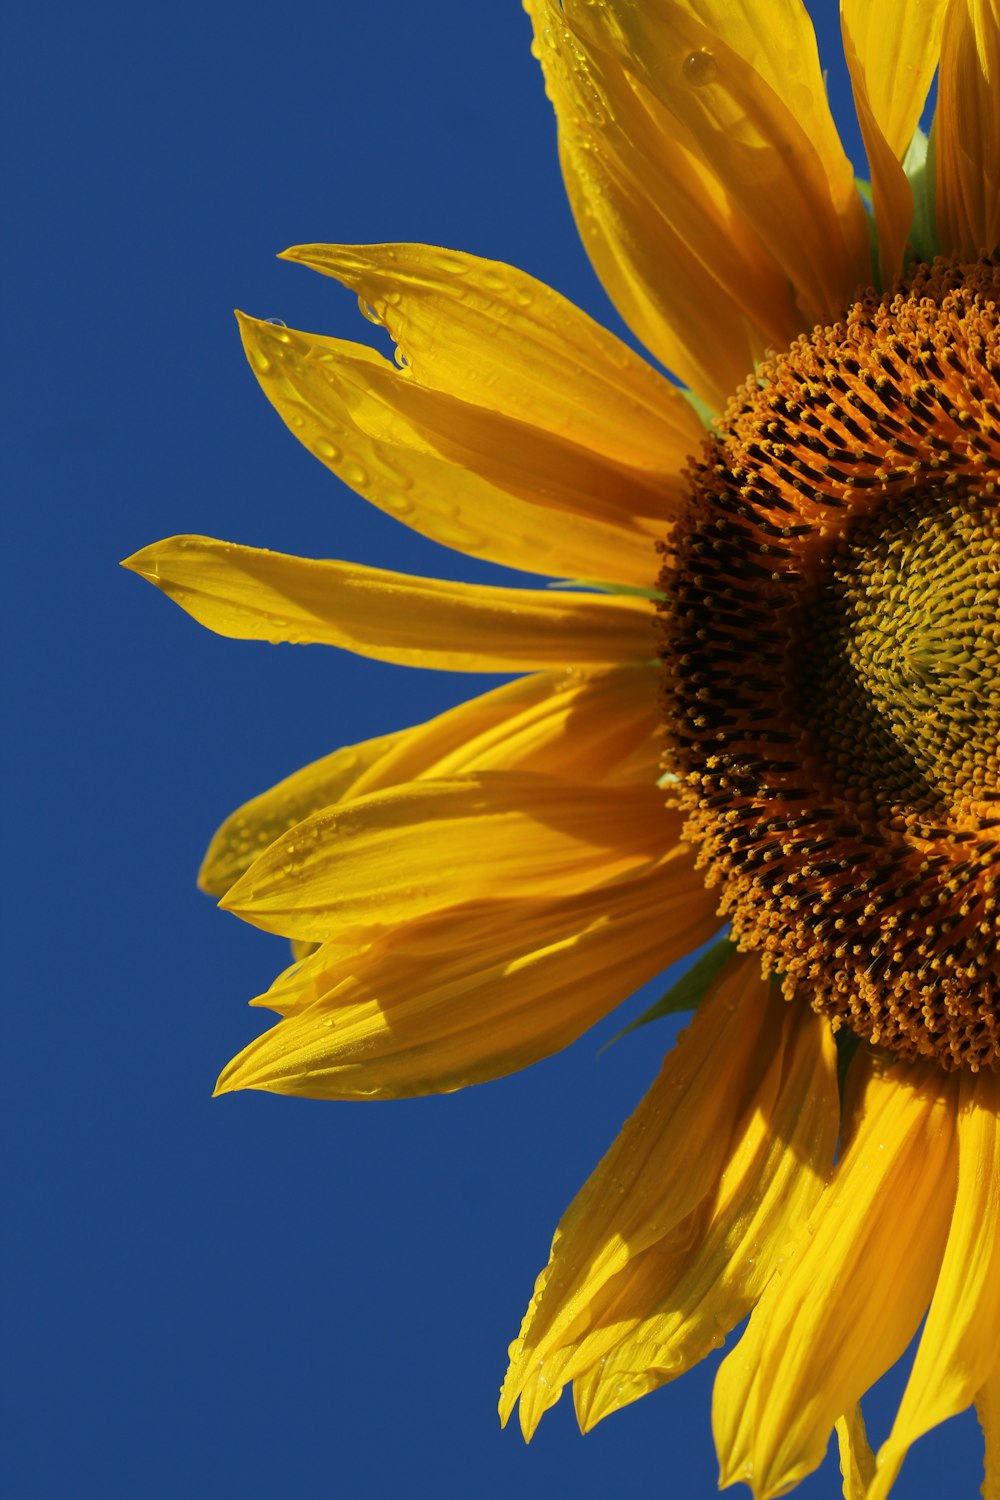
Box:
603;934;736;1048
904;123;940;264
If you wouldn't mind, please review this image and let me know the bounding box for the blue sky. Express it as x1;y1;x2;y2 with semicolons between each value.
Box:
6;2;982;1496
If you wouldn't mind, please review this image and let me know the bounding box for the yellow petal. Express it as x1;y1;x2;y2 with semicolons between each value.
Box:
200;665;660;895
237;312;670;587
525;0;796;406
526;0;869;405
568;1001;839;1434
214;849;719;1098
835;1404;877;1500
279;243;703;475
251;934;370;1016
123;536;655;672
598;0;872;321
978;1355;1000;1500
713;1055;958;1500
347;664;663;793
936;0;1000;259
841;0;948;280
868;1069;1000;1500
198;730;401;897
500;955;785;1438
220;771;673;942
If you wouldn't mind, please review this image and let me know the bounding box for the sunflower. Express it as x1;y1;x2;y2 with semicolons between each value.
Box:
124;0;1000;1494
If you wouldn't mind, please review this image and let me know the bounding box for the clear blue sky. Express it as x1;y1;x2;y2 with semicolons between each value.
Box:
5;2;981;1496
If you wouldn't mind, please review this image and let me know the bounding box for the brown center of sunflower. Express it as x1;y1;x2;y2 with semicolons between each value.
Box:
658;256;1000;1071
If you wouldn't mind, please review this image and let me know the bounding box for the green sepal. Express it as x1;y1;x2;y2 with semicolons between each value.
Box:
904;123;940;265
547;578;665;600
680;385;719;430
854;176;882;289
603;934;737;1048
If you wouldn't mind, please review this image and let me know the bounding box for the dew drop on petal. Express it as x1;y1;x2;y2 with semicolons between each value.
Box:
341;459;369;488
682;49;717;86
357;296;383;327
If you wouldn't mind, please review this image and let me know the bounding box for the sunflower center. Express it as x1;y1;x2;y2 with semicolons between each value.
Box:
659;257;1000;1071
801;488;999;821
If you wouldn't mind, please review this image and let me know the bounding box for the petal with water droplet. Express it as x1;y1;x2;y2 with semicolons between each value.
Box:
199;664;660;897
280;241;702;475
123;535;656;672
237;309;676;586
218;771;676;943
214;845;716;1098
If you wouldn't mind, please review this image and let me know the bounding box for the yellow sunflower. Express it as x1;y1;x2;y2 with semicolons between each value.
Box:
125;0;1000;1494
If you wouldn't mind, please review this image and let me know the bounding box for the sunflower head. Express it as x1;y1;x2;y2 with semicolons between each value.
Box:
127;0;1000;1494
660;254;1000;1070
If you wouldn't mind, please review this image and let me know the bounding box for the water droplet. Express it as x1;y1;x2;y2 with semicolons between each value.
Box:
682;49;717;86
314;438;341;462
342;459;369;488
263;316;288;328
426;515;485;552
357;295;384;327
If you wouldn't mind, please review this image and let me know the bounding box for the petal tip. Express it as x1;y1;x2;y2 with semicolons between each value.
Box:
120;542;165;583
212;1066;238;1099
217;885;243;915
